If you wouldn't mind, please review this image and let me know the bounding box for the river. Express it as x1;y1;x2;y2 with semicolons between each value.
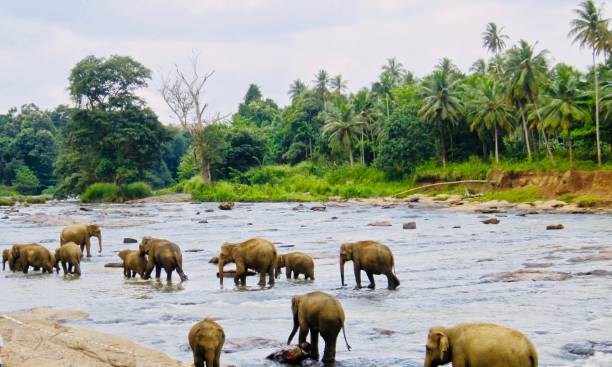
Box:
1;201;611;366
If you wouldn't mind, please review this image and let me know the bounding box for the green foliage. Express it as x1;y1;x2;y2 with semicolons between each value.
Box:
80;183;121;203
12;165;40;195
124;182;153;200
478;186;543;203
177;148;199;181
0;186;17;196
414;157;490;183
0;195;51;206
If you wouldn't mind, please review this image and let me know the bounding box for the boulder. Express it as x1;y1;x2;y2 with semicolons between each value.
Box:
123;238;138;244
218;201;235;210
546;224;564;230
563;341;612;357
208;256;219;264
368;220;392;227
104;262;124;268
310;205;326;212
373;327;398;336
403;222;416;230
482;218;500;224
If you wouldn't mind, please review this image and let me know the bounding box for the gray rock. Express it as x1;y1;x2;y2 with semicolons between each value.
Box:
123;238;138;244
403;222;416;230
368;220;392;227
546;224;564;230
482;218;500;224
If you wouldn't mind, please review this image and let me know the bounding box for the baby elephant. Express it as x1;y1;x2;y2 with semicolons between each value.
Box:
424;323;538;367
139;237;188;282
3;248;18;271
188;318;225;367
54;242;82;276
276;252;315;280
12;243;55;274
340;240;400;290
118;249;147;278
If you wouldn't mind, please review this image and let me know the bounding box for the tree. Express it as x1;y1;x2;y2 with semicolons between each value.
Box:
419;71;463;167
470;59;487;74
330;74;348;95
288;79;307;100
372;72;395;118
505;40;550;162
244;83;262;104
161;54;225;182
382;58;406;85
465;77;515;163
568;0;611;165
313;70;330;97
12;165;40;195
321;102;362;166
482;22;510;75
537;65;589;166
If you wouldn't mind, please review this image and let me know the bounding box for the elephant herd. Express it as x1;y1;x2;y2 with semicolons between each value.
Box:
1;222;540;367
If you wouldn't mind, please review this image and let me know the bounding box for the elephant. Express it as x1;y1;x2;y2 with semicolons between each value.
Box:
218;238;277;288
188;318;225;367
424;323;538;367
287;291;351;364
118;249;146;278
54;242;82;276
139;237;187;282
275;252;315;280
339;240;400;290
60;223;102;257
3;248;18;271
12;243;55;274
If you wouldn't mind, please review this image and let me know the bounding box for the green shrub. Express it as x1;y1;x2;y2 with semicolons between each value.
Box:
123;182;153;200
81;183;121;203
0;186;17;196
12;166;40;195
478;187;542;203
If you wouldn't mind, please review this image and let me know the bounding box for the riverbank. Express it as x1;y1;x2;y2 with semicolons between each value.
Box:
0;308;185;367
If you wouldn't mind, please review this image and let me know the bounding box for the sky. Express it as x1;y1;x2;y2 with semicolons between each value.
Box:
0;0;609;123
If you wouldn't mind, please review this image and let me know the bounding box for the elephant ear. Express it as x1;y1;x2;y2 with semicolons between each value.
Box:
436;332;449;361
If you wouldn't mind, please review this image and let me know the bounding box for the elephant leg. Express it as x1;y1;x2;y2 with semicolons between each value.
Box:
33;266;40;271
176;264;188;282
353;263;362;289
321;330;339;364
298;323;309;344
214;349;221;367
310;328;320;360
68;263;74;273
366;271;376;289
258;271;266;287
22;264;29;274
386;272;400;290
204;350;215;367
80;243;85;258
75;263;81;276
61;261;68;275
268;264;274;287
124;265;130;278
193;351;204;367
286;267;291;280
235;261;245;286
166;268;172;282
155;265;162;280
131;270;136;278
85;238;92;257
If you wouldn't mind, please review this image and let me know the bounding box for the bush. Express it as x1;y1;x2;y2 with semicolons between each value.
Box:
478;187;542;203
81;183;121;203
12;166;40;195
123;182;153;200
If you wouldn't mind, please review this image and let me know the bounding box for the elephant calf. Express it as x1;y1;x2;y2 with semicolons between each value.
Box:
60;223;102;257
54;242;82;276
276;252;315;280
340;240;400;290
218;238;277;288
3;248;19;271
12;243;55;274
188;318;225;367
118;249;146;278
139;237;187;282
424;323;538;367
288;291;351;364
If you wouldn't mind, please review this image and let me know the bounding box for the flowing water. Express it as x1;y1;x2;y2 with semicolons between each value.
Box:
1;201;611;366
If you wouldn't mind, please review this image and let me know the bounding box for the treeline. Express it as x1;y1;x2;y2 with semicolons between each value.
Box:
0;1;610;197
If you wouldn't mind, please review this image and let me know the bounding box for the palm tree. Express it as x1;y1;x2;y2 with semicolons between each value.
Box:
482;22;510;57
288;79;307;100
321;102;363;166
435;57;461;81
382;58;406;85
330;74;348;95
352;89;381;163
419;71;463;167
470;59;487;74
537;65;589;166
505;40;550;162
371;72;395;118
313;70;330;97
466;77;515;163
568;0;611;166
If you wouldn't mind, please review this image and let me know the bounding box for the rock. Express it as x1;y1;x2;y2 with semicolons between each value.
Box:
475;208;506;214
205;209;214;213
522;262;554;268
485;269;571;282
208;256;219;264
546;224;564;230
407;196;420;203
104;262;124;268
198;219;208;224
123;238;138;244
563;341;612;356
292;204;307;211
482;218;500;224
279;244;295;248
402;222;416;230
368;220;392;227
218;201;235;210
1;216;8;219
574;269;612;277
196;211;200;215
373;327;398;336
79;207;92;212
184;249;204;253
331;216;338;220
567;250;612;263
310;205;326;212
247;222;253;225
452;225;461;229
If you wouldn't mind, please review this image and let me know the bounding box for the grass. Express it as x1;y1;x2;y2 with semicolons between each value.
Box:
80;182;153;203
0;195;51;206
477;187;543;204
557;194;609;207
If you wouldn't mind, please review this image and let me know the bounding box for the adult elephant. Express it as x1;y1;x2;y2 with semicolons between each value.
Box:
218;238;277;288
188;318;225;367
339;240;399;290
54;242;82;276
424;323;538;367
60;223;102;257
276;252;315;280
287;291;351;364
139;237;187;282
12;243;55;274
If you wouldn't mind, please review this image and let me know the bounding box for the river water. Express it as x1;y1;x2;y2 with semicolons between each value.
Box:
1;201;611;366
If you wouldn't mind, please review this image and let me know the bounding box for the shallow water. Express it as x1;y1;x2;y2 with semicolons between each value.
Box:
1;201;611;366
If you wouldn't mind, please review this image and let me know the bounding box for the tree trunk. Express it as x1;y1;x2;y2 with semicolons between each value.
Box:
534;105;554;163
348;147;354;167
593;51;602;166
519;105;532;162
440;123;447;168
200;160;211;183
569;136;573;169
494;125;499;164
360;130;365;165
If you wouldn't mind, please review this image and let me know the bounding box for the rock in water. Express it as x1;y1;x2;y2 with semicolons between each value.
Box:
403;222;416;229
546;224;564;230
219;201;235;210
123;238;138;244
310;205;326;212
208;256;219;264
482;218;500;224
104;262;124;268
368;220;392;227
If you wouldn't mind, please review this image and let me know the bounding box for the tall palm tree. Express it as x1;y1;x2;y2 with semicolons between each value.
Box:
419;71;463;167
371;73;395;118
321;102;362;166
288;79;307;100
330;74;348;95
435;57;461;81
482;23;509;52
470;59;487;74
505;40;550;162
537;65;589;166
313;70;330;97
352;89;381;163
568;0;611;166
382;57;406;85
466;77;515;163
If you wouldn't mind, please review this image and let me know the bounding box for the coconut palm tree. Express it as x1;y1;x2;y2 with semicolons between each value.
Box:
352;89;381;163
321;102;363;166
568;0;611;166
372;72;395;118
382;58;406;85
330;74;348;95
435;57;462;81
313;70;330;97
288;79;307;100
470;59;487;74
482;22;510;70
505;40;550;162
466;77;515;163
418;71;463;167
537;65;589;166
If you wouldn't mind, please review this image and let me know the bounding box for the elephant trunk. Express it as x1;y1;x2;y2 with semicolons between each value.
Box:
218;258;224;286
340;256;345;287
97;234;102;254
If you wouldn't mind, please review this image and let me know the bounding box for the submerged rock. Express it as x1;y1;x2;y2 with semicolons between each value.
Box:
123;238;138;243
104;262;124;268
482;218;500;224
310;205;326;212
485;269;571;282
546;224;564;230
403;222;416;230
219;201;235;210
209;256;219;264
368;220;392;227
563;341;612;356
373;327;398;336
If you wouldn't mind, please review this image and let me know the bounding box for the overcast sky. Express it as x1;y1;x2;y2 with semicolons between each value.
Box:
0;0;609;123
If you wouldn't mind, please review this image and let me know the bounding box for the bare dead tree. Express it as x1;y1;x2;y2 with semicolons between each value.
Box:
160;54;225;182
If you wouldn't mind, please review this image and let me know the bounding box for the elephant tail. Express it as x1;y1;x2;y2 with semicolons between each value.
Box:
341;324;351;351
